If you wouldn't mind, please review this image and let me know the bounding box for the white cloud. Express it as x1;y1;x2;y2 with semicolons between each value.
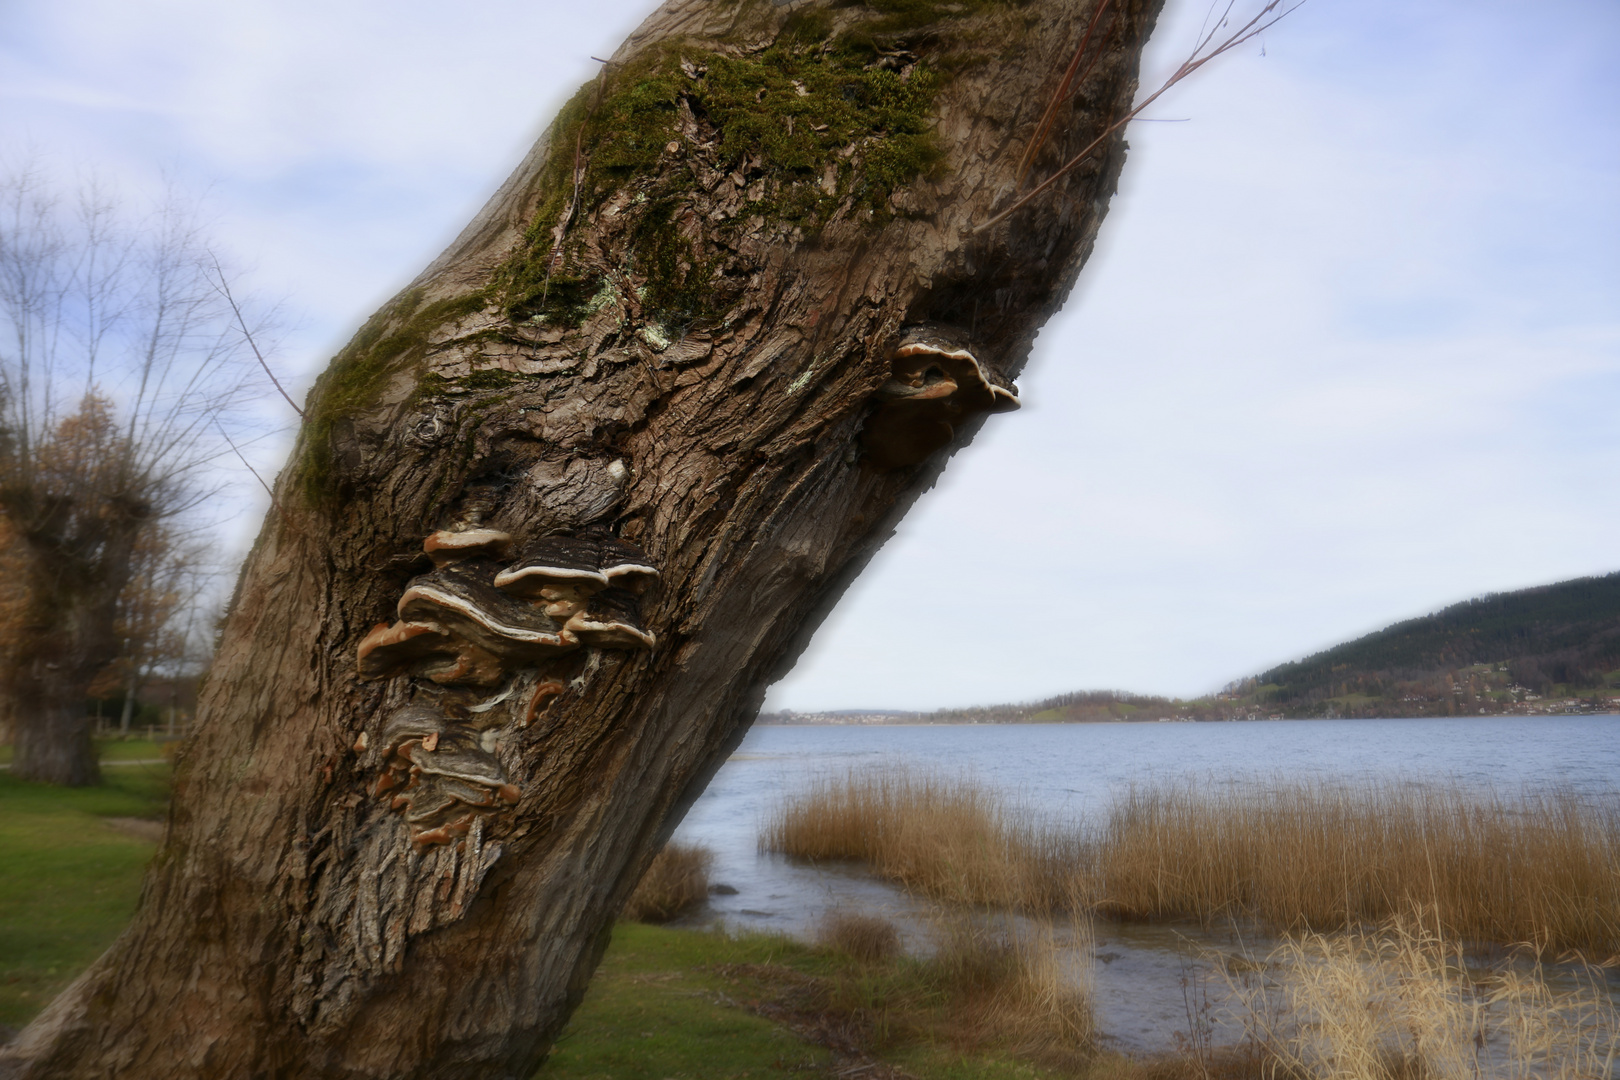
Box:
2;0;1614;709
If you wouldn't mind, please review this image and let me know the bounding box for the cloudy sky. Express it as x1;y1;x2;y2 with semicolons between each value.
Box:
3;0;1615;711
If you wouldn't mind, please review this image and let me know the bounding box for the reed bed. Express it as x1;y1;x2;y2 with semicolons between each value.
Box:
757;766;1082;912
1099;779;1620;955
818;911;902;963
623;842;713;923
760;767;1620;955
1219;915;1619;1080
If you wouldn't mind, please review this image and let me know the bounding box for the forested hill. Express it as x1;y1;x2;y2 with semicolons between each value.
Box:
758;572;1620;725
1244;571;1620;714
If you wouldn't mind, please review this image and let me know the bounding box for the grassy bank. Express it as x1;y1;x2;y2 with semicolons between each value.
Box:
5;762;1613;1077
760;769;1620;956
542;919;1099;1080
0;738;172;765
0;766;169;1027
0;766;1094;1077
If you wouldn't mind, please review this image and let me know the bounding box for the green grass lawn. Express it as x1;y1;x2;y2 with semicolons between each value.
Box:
539;923;1070;1080
94;739;171;762
539;924;834;1079
0;765;169;1027
0;738;170;765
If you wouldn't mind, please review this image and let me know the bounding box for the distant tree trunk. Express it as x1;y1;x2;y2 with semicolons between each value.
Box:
3;529;138;786
1;397;164;786
1;0;1160;1075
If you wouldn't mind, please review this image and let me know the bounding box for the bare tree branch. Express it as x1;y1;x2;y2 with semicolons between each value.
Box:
208;254;302;419
214;418;275;501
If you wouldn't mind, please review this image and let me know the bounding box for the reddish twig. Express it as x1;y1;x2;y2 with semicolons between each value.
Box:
978;0;1306;235
1014;0;1113;190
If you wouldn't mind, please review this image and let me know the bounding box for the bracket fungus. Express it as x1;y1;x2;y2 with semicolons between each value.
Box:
356;619;507;687
371;705;521;848
493;535;610;592
422;527;512;567
563;587;656;650
397;561;580;660
355;528;660;846
862;332;1020;469
594;535;661;593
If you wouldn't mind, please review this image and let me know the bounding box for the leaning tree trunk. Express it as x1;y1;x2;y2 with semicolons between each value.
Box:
2;0;1161;1074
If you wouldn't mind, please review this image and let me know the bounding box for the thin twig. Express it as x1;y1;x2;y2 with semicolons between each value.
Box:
215;419;274;501
978;0;1306;234
541;123;588;310
208;257;304;419
539;61;615;312
1014;0;1113;190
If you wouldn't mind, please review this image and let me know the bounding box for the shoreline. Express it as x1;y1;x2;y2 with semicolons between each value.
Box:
755;712;1620;727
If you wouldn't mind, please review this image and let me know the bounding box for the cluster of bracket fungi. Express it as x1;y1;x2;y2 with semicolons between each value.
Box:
356;527;658;847
863;332;1020;469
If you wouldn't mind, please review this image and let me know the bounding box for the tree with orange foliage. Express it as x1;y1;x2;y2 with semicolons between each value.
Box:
0;395;149;782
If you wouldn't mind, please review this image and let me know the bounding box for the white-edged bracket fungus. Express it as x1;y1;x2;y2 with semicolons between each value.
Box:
492;536;609;595
397;561;579;661
423;527;512;567
862;335;1020;469
594;535;661;594
563;586;656;649
357;619;507;687
355;528;661;845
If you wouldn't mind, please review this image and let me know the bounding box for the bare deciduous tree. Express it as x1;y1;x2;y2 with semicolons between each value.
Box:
0;165;271;784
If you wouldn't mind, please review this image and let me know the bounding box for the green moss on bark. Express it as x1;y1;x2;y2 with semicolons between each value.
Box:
297;1;1023;505
499;11;964;334
301;290;490;502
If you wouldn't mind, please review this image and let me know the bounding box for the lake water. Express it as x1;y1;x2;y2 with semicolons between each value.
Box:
667;716;1620;1053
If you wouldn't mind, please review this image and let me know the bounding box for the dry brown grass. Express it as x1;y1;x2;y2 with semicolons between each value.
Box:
1218;914;1619;1080
818;911;901;963
760;768;1620;956
797;908;1095;1066
927;913;1096;1061
623;842;713;923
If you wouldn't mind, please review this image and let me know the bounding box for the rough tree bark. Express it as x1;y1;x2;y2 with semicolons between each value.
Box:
1;0;1161;1074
